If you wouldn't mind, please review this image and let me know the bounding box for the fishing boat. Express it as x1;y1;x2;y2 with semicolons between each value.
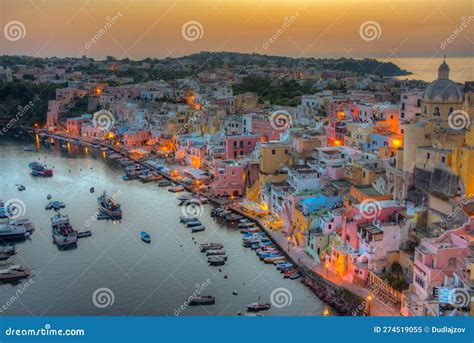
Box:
186;220;202;228
0;265;30;282
0;218;35;242
289;273;301;280
263;256;285;264
51;212;77;247
17;184;26;191
246;298;271;312
207;255;226;265
240;227;260;234
200;243;223;252
47;194;52;200
168;185;185;193
283;270;298;278
139;172;162;183
190;225;205;233
205;249;226;256
45;201;65;211
189;296;215;306
97;191;122;220
140;231;151;243
90;187;95;193
238;222;256;229
29;162;53;177
180;216;200;224
157;180;172;187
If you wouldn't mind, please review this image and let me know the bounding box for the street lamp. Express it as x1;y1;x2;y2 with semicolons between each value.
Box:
366;295;373;316
286;236;291;252
325;262;329;278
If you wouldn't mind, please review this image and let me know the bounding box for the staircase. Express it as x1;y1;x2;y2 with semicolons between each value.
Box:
246;180;260;202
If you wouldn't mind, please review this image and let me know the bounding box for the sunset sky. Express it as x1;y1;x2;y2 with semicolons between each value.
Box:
1;0;473;60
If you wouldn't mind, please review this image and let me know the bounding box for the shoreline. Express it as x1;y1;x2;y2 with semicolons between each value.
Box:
33;129;399;316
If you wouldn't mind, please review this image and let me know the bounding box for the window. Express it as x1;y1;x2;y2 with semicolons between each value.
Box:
272;149;276;155
448;257;456;267
433;107;440;116
427;153;430;159
442;156;446;163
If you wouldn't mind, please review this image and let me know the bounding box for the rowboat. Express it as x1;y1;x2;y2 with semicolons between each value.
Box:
140;231;151;243
200;243;223;252
189;296;215;306
191;225;205;233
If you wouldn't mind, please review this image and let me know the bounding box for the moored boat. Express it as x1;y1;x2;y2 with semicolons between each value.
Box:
168;185;185;193
140;231;151;243
189;295;215;306
51;212;77;247
246;298;271;312
200;243;223;252
28;162;53;177
97;191;122;220
0;265;31;282
190;225;205;233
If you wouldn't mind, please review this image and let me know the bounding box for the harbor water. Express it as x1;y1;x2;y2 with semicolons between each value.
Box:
0;135;331;316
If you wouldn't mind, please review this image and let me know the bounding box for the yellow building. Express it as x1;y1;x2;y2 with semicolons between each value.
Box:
258;142;293;194
451;126;474;197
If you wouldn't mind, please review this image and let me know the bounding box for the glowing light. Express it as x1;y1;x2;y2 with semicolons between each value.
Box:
95;87;102;95
325;263;329;269
392;139;401;147
334;140;341;146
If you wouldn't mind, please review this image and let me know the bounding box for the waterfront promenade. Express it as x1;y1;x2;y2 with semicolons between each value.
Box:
38;130;399;316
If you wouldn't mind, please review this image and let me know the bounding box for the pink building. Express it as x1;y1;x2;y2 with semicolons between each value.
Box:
401;219;473;316
224;135;261;159
123;130;151;148
339;201;408;279
66;115;91;136
211;160;245;198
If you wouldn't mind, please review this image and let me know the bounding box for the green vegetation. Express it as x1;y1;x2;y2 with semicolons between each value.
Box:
381;262;409;292
232;75;315;106
65;96;90;117
0;81;63;125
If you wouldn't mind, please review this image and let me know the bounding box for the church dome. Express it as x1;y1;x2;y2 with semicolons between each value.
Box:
422;59;463;103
